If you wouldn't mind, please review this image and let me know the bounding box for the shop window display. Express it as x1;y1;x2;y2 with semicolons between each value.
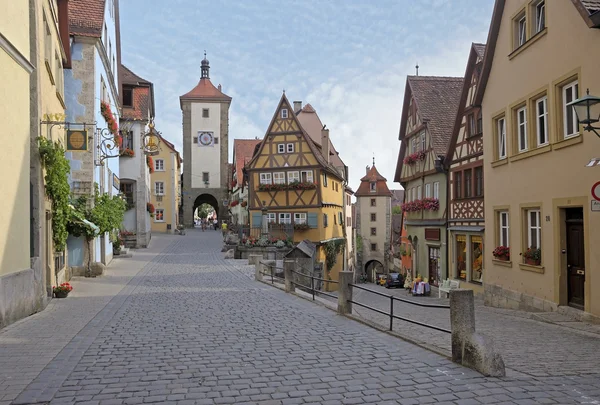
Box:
456;235;467;280
471;236;483;283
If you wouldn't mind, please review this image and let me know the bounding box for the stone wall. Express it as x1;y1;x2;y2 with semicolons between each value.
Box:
235;246;291;260
484;283;558;313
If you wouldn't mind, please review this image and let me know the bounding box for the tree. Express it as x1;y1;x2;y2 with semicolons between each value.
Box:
392;206;402;215
196;203;214;219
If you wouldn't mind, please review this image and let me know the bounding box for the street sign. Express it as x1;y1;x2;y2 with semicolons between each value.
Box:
592;201;600;212
592;181;600;201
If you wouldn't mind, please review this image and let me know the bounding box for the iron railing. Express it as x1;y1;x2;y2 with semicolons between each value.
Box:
348;284;451;334
290;268;338;300
236;224;294;241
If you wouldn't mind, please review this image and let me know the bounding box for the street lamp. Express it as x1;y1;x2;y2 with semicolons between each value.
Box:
568;88;600;137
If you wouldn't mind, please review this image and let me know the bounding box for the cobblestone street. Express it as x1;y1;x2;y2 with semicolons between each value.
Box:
1;230;600;404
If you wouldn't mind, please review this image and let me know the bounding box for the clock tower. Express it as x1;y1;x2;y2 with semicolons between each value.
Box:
180;54;232;226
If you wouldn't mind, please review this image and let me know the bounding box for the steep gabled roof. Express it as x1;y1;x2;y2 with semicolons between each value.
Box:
355;165;392;197
120;65;155;121
233;139;261;185
69;0;105;37
121;64;151;86
573;0;600;27
391;190;405;207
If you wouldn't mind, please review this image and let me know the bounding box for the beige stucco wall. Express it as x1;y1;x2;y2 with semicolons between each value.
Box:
482;0;600;316
150;149;180;233
357;195;390;269
190;102;221;189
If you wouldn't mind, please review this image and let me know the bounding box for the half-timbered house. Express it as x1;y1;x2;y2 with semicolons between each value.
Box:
446;43;486;294
394;76;463;286
246;94;346;285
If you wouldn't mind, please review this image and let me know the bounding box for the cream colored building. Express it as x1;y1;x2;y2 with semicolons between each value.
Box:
150;136;182;233
479;0;600;319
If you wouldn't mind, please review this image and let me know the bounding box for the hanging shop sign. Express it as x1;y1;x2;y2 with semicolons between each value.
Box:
66;129;88;151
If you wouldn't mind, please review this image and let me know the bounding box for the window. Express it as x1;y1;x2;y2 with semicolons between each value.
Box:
202;172;209;183
267;213;276;224
273;172;286;184
155;159;164;171
323;214;328;227
433;182;439;200
536;96;548;146
464;169;472;198
202;108;209;118
455;172;462;199
260;173;272;184
214;137;219;145
517;107;528;152
278;144;285;153
287;143;294;153
103;24;107;45
370;182;376;192
371;227;377;236
563;80;579;138
527;209;541;249
339;212;343;225
155;209;164;222
370;198;376;207
123;87;133;107
518;15;527;47
155;182;164;195
323;173;328;187
370;213;376;222
456;235;467;280
425;183;431;198
468;114;476;136
471;236;483;283
497;117;507;159
335;183;338;192
417;185;422;200
371;243;377;251
477;114;483;134
475;167;483;197
535;1;545;33
300;170;313;183
420;132;426;151
499;211;509;247
412;187;416;202
294;213;307;224
120;183;134;206
281;109;288;119
44;15;52;79
101;78;108;102
288;171;299;183
279;213;291;224
347;216;352;227
334;214;337;225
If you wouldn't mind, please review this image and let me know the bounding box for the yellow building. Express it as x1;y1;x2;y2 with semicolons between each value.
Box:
479;0;600;319
150;136;182;233
246;94;346;286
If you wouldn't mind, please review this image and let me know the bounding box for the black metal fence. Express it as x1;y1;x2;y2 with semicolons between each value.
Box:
290;269;338;300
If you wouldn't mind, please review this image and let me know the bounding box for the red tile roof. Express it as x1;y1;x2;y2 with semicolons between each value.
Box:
121;64;150;85
120;65;153;121
233;139;261;185
296;103;345;170
180;78;231;102
68;0;105;37
354;165;392;197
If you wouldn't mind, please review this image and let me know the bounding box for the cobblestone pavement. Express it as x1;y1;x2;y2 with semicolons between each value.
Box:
3;230;600;404
348;284;600;378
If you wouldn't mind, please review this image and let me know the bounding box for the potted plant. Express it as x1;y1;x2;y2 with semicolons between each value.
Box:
147;202;155;214
523;247;541;266
492;246;510;261
122;148;135;157
53;282;73;298
230;200;239;207
240;201;247;207
294;223;310;231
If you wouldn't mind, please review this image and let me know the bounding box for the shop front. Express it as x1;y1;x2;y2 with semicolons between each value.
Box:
448;227;484;295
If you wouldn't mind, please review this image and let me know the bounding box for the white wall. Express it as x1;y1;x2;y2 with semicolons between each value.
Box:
190;102;221;188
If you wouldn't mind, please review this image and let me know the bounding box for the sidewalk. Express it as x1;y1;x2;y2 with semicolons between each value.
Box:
0;234;175;405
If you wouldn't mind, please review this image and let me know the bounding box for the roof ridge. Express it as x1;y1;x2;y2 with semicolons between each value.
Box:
121;64;150;84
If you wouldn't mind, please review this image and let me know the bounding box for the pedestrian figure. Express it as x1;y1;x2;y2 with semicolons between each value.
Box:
213;218;218;231
221;220;228;241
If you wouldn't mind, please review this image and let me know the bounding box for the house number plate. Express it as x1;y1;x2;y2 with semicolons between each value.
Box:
577;270;585;275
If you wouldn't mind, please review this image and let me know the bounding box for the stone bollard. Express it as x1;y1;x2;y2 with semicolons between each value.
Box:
337;271;354;315
248;254;262;266
450;289;506;377
284;260;295;293
255;262;263;282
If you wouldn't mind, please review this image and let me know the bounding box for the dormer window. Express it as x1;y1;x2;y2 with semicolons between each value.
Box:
535;1;545;34
122;86;133;107
281;109;288;119
370;182;376;192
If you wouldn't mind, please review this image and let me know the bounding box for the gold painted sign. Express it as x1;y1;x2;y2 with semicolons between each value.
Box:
66;129;88;151
143;130;160;156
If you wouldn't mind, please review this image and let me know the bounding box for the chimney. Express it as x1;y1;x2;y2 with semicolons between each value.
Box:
366;165;370;175
218;84;222;91
321;128;330;164
293;101;302;113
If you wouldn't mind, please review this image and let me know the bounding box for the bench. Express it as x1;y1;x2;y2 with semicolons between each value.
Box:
438;279;460;298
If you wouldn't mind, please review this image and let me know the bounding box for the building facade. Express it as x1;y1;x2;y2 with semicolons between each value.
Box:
394;76;463;286
230;139;261;225
355;165;392;281
246;94;346;286
119;64;153;246
479;0;600;319
180;55;231;226
344;186;355;272
446;43;486;295
150;136;181;233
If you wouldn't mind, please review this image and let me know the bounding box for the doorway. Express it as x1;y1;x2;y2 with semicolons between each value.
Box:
428;247;441;286
566;208;584;310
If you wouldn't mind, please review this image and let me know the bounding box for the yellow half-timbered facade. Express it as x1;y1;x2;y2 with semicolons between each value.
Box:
246;94;346;285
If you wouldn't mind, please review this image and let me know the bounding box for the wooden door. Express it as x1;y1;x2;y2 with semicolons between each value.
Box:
428;247;440;286
566;208;585;310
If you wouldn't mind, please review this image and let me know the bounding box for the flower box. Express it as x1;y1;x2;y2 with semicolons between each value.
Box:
525;257;541;266
53;282;73;298
492;246;510;261
121;148;134;157
293;223;310;231
403;150;426;165
421;197;439;211
523;247;541;266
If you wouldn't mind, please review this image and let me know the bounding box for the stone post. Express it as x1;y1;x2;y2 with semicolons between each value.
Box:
284;260;295;293
255;262;263;282
248;254;261;266
337;271;354;315
450;289;506;377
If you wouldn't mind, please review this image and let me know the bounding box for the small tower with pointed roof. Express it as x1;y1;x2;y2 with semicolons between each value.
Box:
180;53;232;226
354;162;393;281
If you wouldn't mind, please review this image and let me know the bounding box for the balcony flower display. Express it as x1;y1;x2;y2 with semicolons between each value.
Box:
147;156;154;173
147;202;155;214
287;181;317;190
230;200;239;207
401;200;423;212
403;150;426;165
294;223;310;231
492;246;510;261
100;101;119;143
122;148;134;157
421;197;439;211
258;183;287;192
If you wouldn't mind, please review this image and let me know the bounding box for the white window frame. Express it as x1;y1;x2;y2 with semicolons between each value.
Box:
536;96;548;146
155;209;165;222
420;132;426;151
155;181;164;196
499;211;509;247
267;213;276;224
155;159;165;171
535;1;545;33
425;183;431;198
288;171;299;183
259;173;272;185
370;182;376;192
433;182;439;200
281;109;288;119
527;209;541;249
273;172;286;184
417;185;422;200
517;107;528;152
294;213;307;224
300;170;313;183
497;117;507;159
518;15;527;46
412;188;416;202
287;143;294;153
563;80;579;138
277;144;285;153
279;213;291;224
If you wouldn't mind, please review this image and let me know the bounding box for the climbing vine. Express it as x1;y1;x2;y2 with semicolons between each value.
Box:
38;137;71;251
325;239;345;273
356;234;363;253
67;185;126;238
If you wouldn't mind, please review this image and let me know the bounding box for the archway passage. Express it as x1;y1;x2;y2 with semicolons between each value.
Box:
364;260;384;283
193;194;220;224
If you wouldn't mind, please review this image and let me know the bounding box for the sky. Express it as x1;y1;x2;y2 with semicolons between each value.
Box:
119;0;494;191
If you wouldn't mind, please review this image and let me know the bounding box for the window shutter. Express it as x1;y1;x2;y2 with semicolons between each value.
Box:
307;213;318;228
251;212;262;228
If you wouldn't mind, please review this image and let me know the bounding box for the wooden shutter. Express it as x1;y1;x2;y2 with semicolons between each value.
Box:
307;213;318;228
251;212;262;228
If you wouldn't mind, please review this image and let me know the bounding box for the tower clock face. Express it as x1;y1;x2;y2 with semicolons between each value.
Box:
199;132;213;146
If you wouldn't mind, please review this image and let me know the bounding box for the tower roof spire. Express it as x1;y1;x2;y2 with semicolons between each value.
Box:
201;51;210;79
